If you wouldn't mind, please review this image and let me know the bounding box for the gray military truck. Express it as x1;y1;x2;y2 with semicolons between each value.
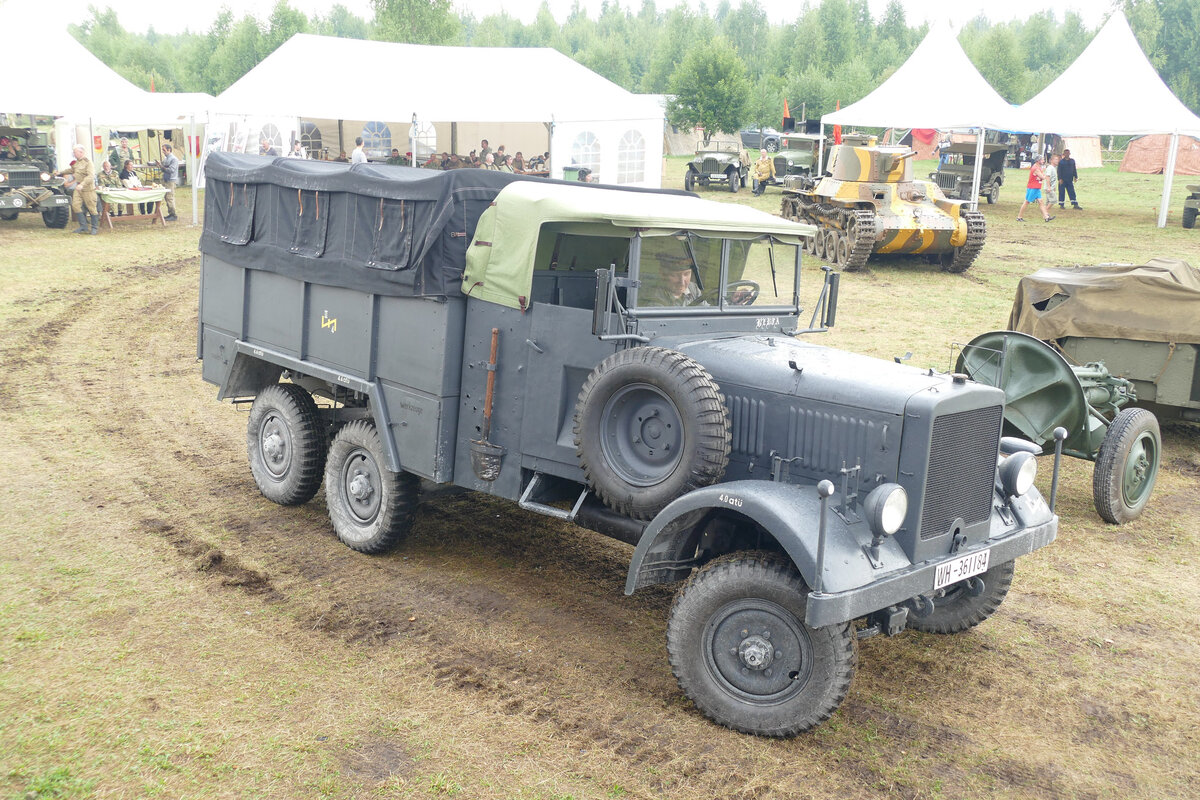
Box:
198;152;1060;736
0;126;71;228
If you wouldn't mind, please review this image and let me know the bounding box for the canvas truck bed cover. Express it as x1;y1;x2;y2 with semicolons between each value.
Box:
199;152;686;298
1007;258;1200;344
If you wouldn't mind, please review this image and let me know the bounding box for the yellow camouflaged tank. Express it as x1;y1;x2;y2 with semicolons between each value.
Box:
780;135;986;272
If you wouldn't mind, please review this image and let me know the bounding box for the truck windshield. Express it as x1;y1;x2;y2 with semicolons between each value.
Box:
636;233;799;312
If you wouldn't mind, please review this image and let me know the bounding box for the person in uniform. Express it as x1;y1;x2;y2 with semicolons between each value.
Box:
479;139;491;164
1057;148;1082;209
109;136;134;169
160;142;180;221
482;152;500;170
643;251;702;306
58;144;98;234
752;148;775;195
386;148;405;165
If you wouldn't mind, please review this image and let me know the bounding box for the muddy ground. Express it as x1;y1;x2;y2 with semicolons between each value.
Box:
1;232;1198;798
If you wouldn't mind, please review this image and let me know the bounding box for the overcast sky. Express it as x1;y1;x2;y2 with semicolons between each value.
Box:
43;0;1114;34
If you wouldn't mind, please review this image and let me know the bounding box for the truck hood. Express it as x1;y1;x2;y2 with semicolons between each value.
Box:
659;334;948;415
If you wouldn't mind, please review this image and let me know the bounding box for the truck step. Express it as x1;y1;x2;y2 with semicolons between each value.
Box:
518;473;589;522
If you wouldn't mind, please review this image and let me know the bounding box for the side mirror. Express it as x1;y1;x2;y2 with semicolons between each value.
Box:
592;267;612;336
823;271;839;328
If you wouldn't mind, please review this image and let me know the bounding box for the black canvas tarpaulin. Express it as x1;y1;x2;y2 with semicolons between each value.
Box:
200;152;692;299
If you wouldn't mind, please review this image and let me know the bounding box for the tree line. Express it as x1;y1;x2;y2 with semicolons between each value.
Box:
69;0;1200;136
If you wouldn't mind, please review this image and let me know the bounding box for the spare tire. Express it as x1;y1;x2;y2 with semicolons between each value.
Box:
573;347;730;520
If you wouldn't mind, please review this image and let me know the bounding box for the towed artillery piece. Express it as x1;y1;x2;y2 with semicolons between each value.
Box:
780;135;986;273
958;331;1158;524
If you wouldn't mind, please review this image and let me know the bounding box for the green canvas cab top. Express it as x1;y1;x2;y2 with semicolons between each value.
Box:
462;180;817;310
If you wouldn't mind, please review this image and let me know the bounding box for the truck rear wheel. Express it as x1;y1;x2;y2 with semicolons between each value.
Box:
667;552;856;736
325;420;420;554
574;347;729;520
1093;408;1160;524
247;383;327;506
1183;207;1197;229
906;560;1014;634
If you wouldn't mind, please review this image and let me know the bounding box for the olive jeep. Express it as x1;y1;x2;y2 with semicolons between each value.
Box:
0;126;70;228
684;140;748;192
198;153;1059;736
1183;184;1198;229
930;142;1007;204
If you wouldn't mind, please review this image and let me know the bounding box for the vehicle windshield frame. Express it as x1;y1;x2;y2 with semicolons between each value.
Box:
625;231;802;319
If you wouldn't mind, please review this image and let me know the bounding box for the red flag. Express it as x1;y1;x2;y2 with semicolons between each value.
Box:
149;75;156;92
833;100;842;145
783;99;790;127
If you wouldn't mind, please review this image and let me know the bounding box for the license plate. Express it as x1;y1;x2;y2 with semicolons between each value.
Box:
933;549;990;591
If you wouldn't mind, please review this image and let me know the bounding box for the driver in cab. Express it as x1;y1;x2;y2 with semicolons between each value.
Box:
645;252;703;306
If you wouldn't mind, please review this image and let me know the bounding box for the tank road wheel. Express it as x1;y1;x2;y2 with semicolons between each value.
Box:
684;170;696;193
246;383;327;506
907;561;1014;634
325;420;420;553
574;347;730;520
727;168;739;192
987;184;1000;205
1093;408;1160;524
42;201;70;228
821;230;839;264
1184;207;1198;229
832;234;851;268
667;552;856;737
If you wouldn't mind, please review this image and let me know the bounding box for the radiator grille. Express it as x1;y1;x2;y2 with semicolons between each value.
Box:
773;156;788;175
2;166;43;187
920;405;1002;540
932;172;958;191
701;158;723;175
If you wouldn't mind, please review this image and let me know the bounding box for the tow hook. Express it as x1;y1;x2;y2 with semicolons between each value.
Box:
905;594;936;618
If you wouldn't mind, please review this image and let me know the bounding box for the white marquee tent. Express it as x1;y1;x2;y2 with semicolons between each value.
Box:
217;35;664;187
1010;12;1200;227
820;20;1023;206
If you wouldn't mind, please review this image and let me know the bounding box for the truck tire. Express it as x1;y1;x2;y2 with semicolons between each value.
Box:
667;552;856;737
246;383;327;506
906;560;1014;634
987;184;999;205
1184;207;1198;229
325;419;420;554
0;210;18;221
684;170;695;192
765;138;780;153
42;203;70;229
727;168;739;192
574;347;730;520
1093;408;1160;524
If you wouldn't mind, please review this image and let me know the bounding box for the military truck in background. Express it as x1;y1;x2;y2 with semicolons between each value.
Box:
198;153;1059;737
782;134;986;273
930;142;1007;204
0;126;70;228
683;139;747;192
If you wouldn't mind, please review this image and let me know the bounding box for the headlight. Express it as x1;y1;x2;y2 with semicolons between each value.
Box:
1000;451;1037;497
864;483;907;537
0;173;7;183
40;172;51;181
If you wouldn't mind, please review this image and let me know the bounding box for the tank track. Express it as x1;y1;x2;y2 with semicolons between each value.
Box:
943;209;986;273
781;194;877;271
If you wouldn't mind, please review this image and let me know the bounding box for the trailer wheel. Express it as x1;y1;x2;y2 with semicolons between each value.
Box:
247;383;327;506
667;552;856;737
574;347;729;520
906;561;1014;634
1093;408;1160;524
324;420;420;554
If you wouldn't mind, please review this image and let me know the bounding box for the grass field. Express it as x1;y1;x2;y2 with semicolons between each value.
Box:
1;165;1198;800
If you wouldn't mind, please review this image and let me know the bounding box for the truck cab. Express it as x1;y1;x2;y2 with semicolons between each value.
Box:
198;153;1058;737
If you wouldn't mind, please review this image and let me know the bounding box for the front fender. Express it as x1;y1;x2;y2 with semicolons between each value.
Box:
623;480;908;596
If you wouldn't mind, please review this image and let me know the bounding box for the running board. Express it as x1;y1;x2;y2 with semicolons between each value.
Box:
518;472;589;521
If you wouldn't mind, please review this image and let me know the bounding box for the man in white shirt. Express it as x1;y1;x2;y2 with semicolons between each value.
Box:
351;137;368;164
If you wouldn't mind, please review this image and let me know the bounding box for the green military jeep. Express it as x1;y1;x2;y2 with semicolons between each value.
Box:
1183;184;1199;229
0;126;70;228
683;139;748;193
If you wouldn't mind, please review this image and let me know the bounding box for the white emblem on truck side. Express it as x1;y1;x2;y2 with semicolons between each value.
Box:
756;317;780;330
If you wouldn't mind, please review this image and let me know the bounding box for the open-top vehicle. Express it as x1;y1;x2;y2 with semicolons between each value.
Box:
684;139;748;192
198;153;1059;736
930;141;1007;204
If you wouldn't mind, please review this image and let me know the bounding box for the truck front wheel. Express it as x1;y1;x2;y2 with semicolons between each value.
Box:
667;553;856;737
906;560;1014;634
325;420;419;554
247;383;327;506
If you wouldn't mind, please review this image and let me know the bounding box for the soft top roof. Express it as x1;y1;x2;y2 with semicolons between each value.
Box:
463;180;816;310
943;142;1008;155
1008;258;1200;344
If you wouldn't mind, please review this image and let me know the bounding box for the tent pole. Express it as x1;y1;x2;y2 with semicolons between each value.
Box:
817;123;824;176
189;114;198;227
411;114;417;167
1157;132;1180;229
451;121;457;156
969;127;986;211
337;120;344;157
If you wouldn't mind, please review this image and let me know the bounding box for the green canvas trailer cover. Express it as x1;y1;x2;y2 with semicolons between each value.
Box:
461;180;817;310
